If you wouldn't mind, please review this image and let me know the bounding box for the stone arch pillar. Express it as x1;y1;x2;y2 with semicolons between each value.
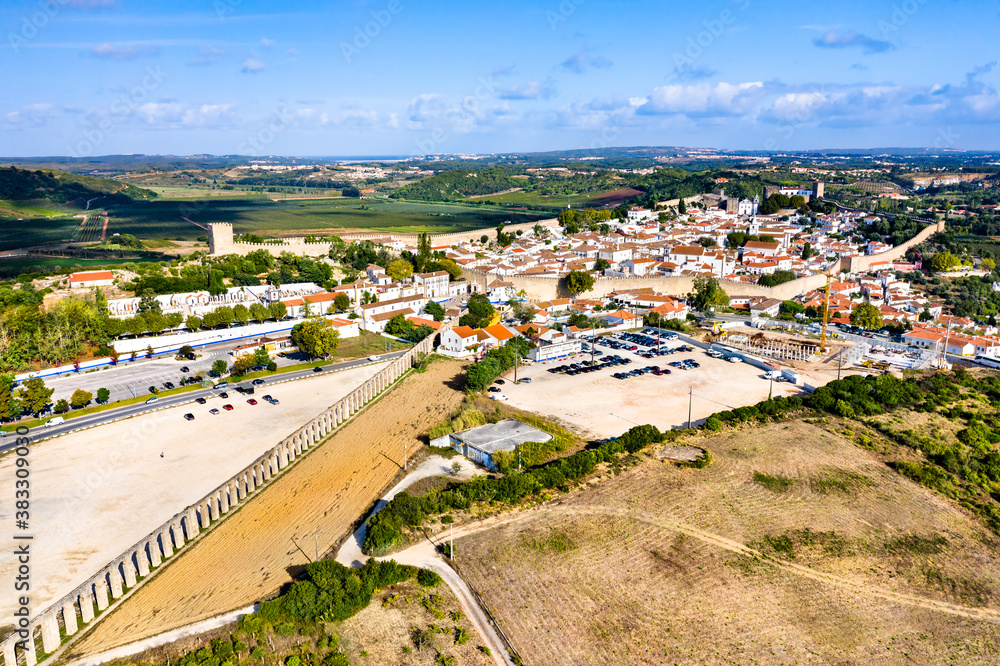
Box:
121;557;137;588
148;536;162;567
208;493;220;521
135;546;150;577
262;459;272;481
171;520;185;545
185;507;200;540
160;527;174;557
287;443;297;463
199;501;211;529
79;587;95;623
22;631;37;666
3;640;17;666
40;612;60;653
278;445;289;468
62;600;79;635
220;487;230;513
228;481;240;507
108;567;124;598
94;578;110;611
246;468;256;493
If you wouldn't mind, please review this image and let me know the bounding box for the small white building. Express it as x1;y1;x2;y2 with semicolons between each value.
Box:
69;270;114;288
527;338;582;362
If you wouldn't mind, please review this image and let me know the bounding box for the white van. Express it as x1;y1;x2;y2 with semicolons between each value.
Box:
45;416;65;427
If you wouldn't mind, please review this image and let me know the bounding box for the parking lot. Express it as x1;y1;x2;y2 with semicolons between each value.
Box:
495;329;804;439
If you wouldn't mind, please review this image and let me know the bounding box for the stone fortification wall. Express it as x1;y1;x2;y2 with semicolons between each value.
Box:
0;326;448;666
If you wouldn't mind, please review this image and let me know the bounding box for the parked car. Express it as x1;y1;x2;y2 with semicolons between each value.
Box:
179;366;190;373
209;408;220;415
488;387;502;393
219;392;229;399
495;379;505;385
195;397;207;404
164;382;175;389
183;413;195;421
489;393;508;401
519;377;532;383
247;398;258;405
728;356;743;364
148;385;157;393
223;404;234;411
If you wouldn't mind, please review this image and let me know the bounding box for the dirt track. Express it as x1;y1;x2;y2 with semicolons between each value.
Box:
64;359;467;659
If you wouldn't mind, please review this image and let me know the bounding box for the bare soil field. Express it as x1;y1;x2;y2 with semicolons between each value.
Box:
0;363;382;621
64;359;469;660
455;419;1000;665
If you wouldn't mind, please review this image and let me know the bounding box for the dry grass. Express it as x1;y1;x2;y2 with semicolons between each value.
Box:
456;419;1000;665
65;359;469;660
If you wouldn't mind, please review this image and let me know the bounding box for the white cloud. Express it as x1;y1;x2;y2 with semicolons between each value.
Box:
241;58;266;73
498;78;556;100
260;37;275;47
89;42;154;60
638;81;764;117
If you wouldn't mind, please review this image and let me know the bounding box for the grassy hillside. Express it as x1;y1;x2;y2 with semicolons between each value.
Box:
0;166;156;209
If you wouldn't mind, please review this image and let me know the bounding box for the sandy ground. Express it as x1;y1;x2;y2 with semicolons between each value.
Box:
504;345;803;439
64;359;468;659
0;363;382;623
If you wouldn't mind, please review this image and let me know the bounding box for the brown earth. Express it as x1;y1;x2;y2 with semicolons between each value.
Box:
454;419;1000;665
64;358;468;660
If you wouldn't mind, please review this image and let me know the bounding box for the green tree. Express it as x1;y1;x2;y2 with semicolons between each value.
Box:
387;258;414;282
850;301;884;330
249;302;269;322
54;398;69;414
689;276;729;310
929;252;960;273
385;313;415;338
268;301;288;321
779;300;804;315
185;315;202;331
253;346;271;368
233;304;251;325
70;389;93;409
983;257;997;271
564;270;595;296
201;311;218;329
0;373;14;421
424;300;446;321
677;198;687;214
179;344;195;358
214;306;235;327
801;242;813;259
211;359;229;377
460;293;495;329
96;387;111;404
919;307;932;322
334;292;351;312
291;319;341;360
232;353;256;376
19;381;55;418
208;269;226;296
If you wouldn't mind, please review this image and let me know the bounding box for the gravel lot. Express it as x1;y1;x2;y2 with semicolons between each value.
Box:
499;335;803;439
0;362;383;621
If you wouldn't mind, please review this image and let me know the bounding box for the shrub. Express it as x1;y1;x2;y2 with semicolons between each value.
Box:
703;416;722;431
417;568;442;587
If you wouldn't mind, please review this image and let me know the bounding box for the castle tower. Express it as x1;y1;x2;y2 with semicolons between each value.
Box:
208;223;234;256
813;181;825;199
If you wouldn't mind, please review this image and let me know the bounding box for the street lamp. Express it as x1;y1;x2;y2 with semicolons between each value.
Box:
314;529;325;561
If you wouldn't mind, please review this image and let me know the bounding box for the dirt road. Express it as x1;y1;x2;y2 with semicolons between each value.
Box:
64;359;468;660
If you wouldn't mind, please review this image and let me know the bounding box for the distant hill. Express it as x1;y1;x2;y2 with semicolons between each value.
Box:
0;166;157;207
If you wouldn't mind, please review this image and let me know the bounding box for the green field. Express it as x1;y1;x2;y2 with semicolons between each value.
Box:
0;255;164;278
103;197;549;242
0;215;84;250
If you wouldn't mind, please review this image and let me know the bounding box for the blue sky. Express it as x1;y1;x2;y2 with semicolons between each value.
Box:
2;0;999;157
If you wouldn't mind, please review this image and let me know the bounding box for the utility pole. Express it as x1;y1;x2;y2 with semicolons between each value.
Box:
687;386;693;429
314;530;325;561
591;321;596;366
838;346;844;380
131;372;136;399
404;441;408;471
450;522;454;561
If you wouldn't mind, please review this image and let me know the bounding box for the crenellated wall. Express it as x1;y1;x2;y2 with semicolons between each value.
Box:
0;324;449;666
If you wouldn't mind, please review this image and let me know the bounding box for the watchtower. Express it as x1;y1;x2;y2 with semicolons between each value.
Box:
208;223;234;255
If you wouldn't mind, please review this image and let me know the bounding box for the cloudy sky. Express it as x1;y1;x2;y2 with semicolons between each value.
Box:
2;0;999;157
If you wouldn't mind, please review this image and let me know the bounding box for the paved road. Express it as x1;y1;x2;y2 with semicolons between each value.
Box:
0;351;407;453
33;337;320;405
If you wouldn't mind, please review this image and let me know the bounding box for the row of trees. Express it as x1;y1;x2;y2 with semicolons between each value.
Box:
0;374;115;421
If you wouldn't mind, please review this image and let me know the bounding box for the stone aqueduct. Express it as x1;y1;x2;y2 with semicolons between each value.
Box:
1;327;447;666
